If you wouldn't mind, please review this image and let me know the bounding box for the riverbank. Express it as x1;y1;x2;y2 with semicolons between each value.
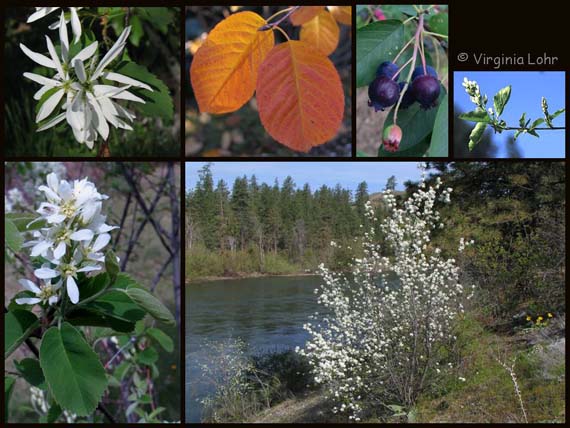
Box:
199;313;566;423
186;271;318;284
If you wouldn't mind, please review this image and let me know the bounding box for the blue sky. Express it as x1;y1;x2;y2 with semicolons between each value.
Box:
454;71;566;158
186;162;425;193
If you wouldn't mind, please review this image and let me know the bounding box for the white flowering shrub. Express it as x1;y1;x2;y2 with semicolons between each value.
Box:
16;7;174;152
298;174;474;420
4;171;176;423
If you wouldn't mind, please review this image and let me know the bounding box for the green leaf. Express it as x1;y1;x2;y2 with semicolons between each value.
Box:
458;108;491;123
5;219;23;252
518;112;526;128
112;61;173;122
129;15;143;46
80;273;110;300
137;347;159;366
4;213;45;231
356;20;404;87
15;358;46;389
380;87;445;156
146;328;174;353
46;403;62;423
105;251;120;284
427;94;448;157
138;7;174;34
468;122;487;151
514;130;523;141
126;288;175;326
528;129;540;138
5;309;39;358
112;273;142;290
550;108;565;120
88;290;147;323
66;308;136;333
529;118;544;130
40;323;108;416
428;13;448;36
5;377;16;422
356;151;370;157
493;85;511;117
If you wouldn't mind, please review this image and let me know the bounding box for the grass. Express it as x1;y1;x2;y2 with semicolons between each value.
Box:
414;314;565;423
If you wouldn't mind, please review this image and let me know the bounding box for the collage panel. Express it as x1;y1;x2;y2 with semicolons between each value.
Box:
185;5;353;157
4;162;181;423
3;7;181;157
453;71;566;158
356;4;449;157
185;161;565;423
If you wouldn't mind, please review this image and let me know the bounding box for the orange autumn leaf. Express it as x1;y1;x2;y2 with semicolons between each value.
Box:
290;6;324;26
190;11;274;114
300;10;340;56
327;6;352;26
256;41;344;153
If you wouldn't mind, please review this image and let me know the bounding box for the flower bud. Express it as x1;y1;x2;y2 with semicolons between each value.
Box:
382;124;402;152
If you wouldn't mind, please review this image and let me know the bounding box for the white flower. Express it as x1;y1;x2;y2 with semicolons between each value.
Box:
16;278;62;306
27;7;83;42
21;14;152;148
35;261;101;304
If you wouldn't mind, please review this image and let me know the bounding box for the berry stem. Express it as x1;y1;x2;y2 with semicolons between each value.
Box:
419;28;427;74
423;31;448;39
393;13;424;125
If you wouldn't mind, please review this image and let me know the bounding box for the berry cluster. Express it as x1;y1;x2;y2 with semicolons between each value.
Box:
368;62;441;111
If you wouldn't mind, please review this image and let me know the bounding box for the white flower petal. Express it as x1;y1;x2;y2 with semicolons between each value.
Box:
23;72;61;87
92;26;131;79
53;241;67;259
37;112;66;132
27;7;59;23
102;72;153;91
45;36;65;78
30;240;52;257
18;278;41;293
70;8;82;42
71;41;98;63
36;88;65;123
20;44;56;69
92;233;111;252
66;276;80;304
86;93;109;140
70;229;94;241
34;85;52;100
74;59;87;83
58;11;69;62
77;265;102;273
34;267;59;279
16;297;42;305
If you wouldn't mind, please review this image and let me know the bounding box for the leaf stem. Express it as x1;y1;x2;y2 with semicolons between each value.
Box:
259;6;300;31
423;31;448;39
392;36;415;64
272;26;290;41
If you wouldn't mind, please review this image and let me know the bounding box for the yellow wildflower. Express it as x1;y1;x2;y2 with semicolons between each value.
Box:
526;315;532;321
547;313;553;318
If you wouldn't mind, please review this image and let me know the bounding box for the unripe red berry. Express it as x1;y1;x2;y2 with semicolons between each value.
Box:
382;124;402;152
368;76;400;112
411;75;440;109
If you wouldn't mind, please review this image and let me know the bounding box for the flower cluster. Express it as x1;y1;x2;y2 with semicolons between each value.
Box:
20;9;153;148
462;77;489;112
298;170;473;420
17;173;117;305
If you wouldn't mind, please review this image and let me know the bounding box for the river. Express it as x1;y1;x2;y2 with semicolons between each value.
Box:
185;275;323;422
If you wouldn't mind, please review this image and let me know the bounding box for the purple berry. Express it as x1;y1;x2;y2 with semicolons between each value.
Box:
376;61;399;80
411;75;440;109
411;65;438;81
368;76;400;112
398;82;416;109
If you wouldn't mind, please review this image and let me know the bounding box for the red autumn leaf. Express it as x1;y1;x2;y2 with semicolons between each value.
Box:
256;41;344;152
